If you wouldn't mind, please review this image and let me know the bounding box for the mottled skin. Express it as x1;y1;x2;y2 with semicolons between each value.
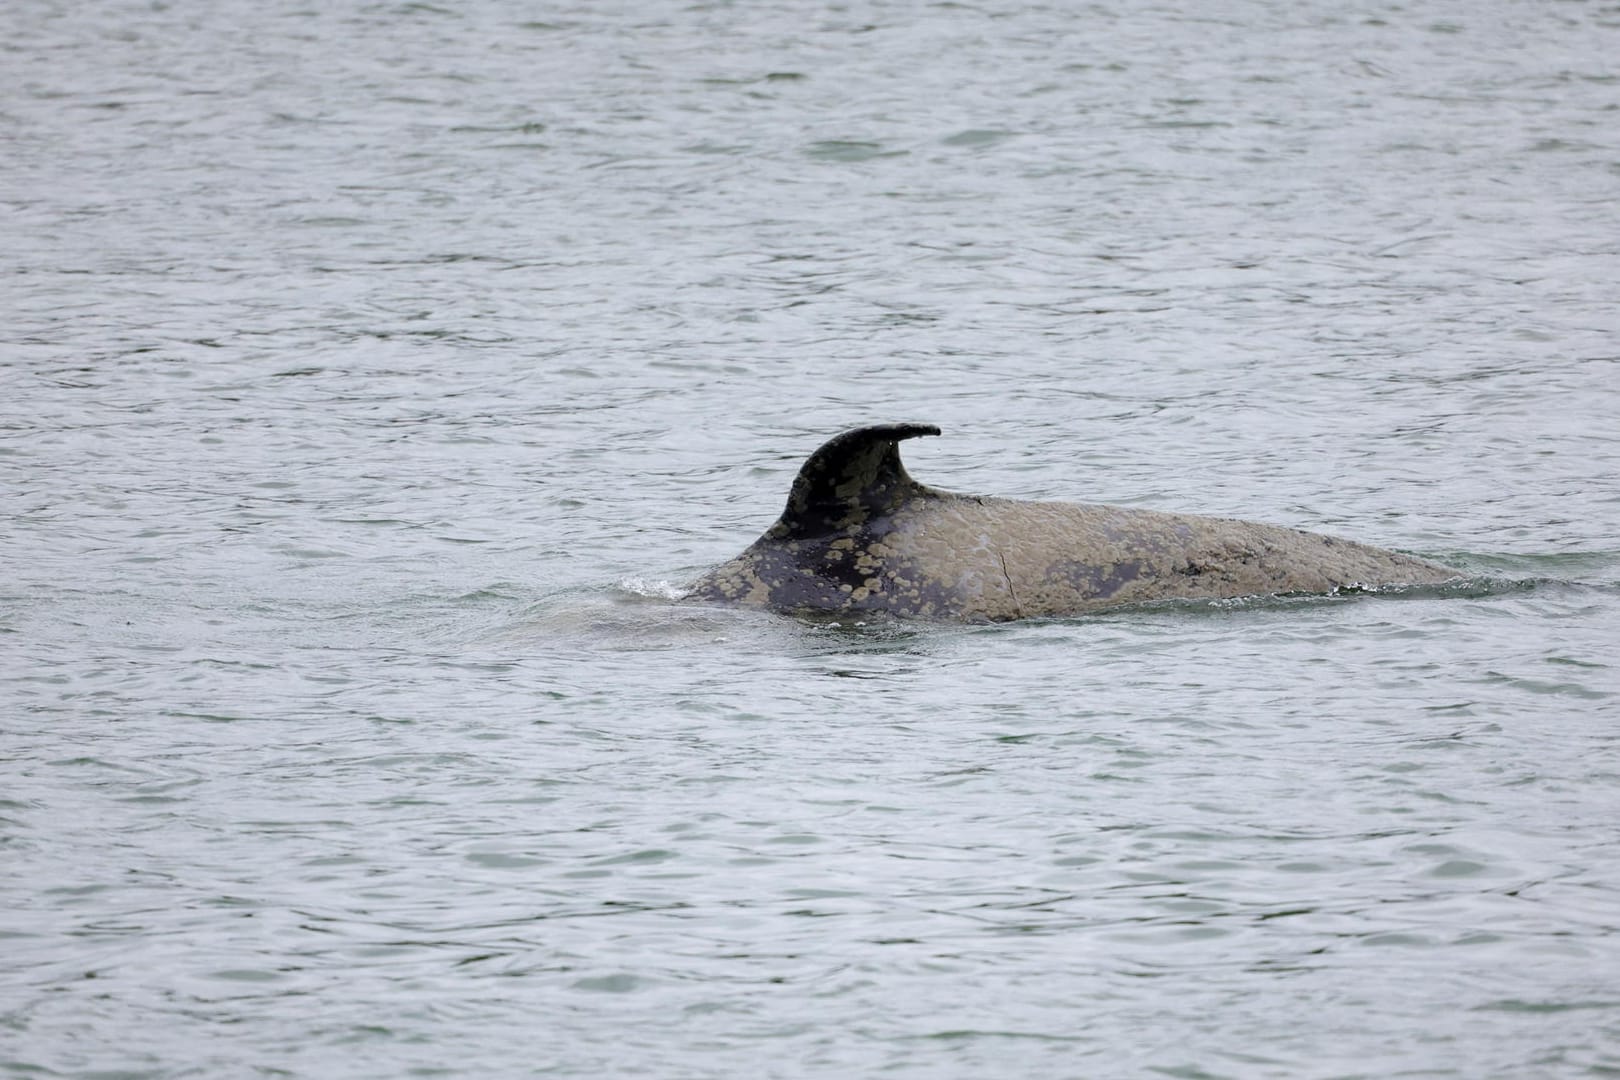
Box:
687;424;1457;621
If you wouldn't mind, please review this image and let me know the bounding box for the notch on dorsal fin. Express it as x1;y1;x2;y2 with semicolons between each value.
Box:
769;423;941;538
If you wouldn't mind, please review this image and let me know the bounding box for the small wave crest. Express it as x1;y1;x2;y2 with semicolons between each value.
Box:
615;576;692;602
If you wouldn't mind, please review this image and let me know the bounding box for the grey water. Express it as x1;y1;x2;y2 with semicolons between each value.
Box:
4;0;1619;1076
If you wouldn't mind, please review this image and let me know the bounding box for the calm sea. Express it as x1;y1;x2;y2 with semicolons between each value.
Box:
4;1;1618;1077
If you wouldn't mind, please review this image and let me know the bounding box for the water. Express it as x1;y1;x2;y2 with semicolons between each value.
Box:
4;0;1619;1076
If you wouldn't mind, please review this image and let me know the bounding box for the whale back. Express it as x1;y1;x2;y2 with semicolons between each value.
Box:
687;424;1456;620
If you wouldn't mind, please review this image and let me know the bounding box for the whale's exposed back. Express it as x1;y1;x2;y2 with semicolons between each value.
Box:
686;424;1457;621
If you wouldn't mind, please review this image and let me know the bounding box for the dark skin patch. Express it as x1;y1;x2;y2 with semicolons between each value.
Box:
1047;558;1144;601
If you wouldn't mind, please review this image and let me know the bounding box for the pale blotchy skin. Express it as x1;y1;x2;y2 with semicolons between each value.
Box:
686;423;1457;622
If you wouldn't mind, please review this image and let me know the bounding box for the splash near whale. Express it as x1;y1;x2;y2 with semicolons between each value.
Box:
686;424;1457;621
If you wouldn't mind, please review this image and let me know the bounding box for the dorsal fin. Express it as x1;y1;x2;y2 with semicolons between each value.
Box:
769;423;941;538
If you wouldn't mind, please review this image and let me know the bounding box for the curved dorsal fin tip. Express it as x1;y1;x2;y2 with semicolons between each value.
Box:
814;422;941;454
874;422;942;441
799;423;941;476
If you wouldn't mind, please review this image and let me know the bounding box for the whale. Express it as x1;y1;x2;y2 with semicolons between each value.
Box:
686;423;1457;621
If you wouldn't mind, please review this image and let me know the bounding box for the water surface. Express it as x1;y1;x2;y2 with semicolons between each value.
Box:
5;1;1619;1077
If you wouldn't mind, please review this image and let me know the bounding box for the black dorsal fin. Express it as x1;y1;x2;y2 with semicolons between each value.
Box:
769;423;941;538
